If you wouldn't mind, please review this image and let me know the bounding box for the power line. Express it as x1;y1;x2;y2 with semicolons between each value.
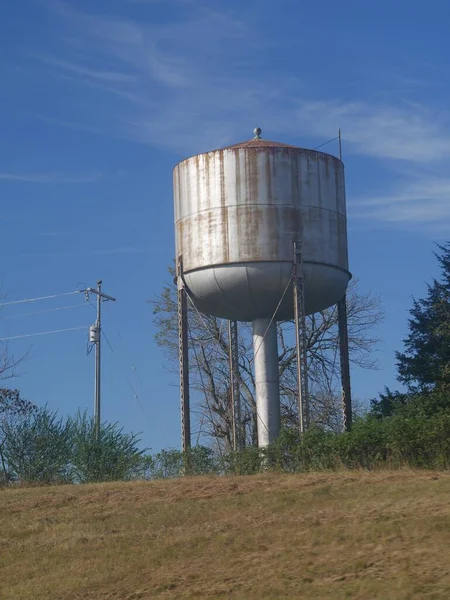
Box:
101;314;170;446
2;291;80;307
2;303;89;320
101;329;114;353
127;380;147;414
0;325;87;342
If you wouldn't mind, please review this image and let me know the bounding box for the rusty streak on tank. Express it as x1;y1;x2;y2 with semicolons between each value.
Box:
173;131;351;323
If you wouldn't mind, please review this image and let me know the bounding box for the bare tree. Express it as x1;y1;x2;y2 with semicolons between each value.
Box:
151;267;383;449
0;293;27;381
0;343;23;381
0;295;33;483
0;389;37;483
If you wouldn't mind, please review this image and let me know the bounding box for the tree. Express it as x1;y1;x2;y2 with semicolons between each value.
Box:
1;296;28;381
151;266;383;449
1;404;72;485
369;387;409;419
396;243;450;394
0;389;37;483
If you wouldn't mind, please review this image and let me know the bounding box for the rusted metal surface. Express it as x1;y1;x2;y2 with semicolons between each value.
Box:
293;241;309;433
228;320;241;451
177;256;191;452
223;138;299;149
338;295;352;432
173;140;351;321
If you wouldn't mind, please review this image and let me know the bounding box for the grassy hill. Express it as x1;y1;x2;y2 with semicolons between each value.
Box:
1;471;450;599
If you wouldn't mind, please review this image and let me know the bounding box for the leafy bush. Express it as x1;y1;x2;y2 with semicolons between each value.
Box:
2;406;72;484
2;400;450;487
69;411;145;483
142;446;218;479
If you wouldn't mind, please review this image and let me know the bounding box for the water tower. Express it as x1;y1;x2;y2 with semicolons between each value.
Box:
173;129;352;450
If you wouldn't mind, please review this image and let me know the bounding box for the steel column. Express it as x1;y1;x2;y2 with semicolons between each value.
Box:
177;256;191;451
293;241;310;432
228;320;241;451
252;318;281;447
337;295;352;432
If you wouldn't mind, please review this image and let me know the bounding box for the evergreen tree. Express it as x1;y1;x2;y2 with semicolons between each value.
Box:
396;243;450;394
369;387;409;419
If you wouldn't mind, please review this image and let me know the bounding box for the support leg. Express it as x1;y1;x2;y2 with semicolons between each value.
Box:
253;319;281;447
228;320;241;451
337;295;352;432
293;241;310;432
177;257;191;452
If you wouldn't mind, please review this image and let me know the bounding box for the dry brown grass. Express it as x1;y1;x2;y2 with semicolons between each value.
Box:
1;470;450;599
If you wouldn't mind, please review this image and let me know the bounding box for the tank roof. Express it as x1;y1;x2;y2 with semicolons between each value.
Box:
221;127;298;150
222;138;299;150
174;128;342;168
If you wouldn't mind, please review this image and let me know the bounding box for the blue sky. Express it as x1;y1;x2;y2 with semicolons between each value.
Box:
1;0;449;451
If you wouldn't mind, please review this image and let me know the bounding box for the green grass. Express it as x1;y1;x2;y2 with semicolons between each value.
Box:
1;470;450;599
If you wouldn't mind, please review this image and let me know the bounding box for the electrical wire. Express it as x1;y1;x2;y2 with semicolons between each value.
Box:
2;291;80;306
101;330;114;353
0;326;87;342
2;303;89;320
196;408;207;446
185;292;224;351
251;274;294;364
313;136;339;151
188;323;224;457
100;316;170;446
181;289;228;447
127;380;147;415
184;287;271;438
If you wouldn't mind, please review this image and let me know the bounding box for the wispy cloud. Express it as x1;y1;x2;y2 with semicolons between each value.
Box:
28;2;450;230
36;231;66;237
89;247;148;256
127;0;184;4
39;3;450;161
295;101;450;163
42;57;136;84
353;174;450;224
0;172;102;184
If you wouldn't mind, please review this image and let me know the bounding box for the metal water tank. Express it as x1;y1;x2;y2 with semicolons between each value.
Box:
173;129;351;447
174;130;350;322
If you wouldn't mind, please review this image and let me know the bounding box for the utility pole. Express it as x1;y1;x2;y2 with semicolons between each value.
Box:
82;280;116;442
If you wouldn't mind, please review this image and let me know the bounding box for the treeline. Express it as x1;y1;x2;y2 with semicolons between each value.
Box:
149;401;450;477
0;394;145;485
2;243;450;486
1;391;450;486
